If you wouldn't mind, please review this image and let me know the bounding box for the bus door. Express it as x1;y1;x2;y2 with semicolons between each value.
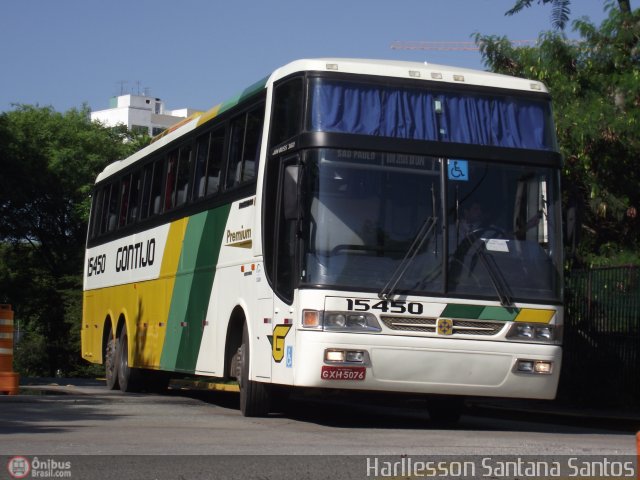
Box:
269;156;300;386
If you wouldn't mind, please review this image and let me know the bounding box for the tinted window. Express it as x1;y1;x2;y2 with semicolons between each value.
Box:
165;150;178;211
226;103;264;188
175;146;192;207
127;170;142;224
105;182;119;233
149;159;164;216
270;78;303;148
139;162;154;220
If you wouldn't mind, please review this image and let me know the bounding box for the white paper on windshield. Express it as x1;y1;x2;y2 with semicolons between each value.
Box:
483;238;510;253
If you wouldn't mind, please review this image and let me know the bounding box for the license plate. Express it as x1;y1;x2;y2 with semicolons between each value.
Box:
321;366;366;381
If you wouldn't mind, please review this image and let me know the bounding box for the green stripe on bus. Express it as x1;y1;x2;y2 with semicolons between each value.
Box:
175;205;230;371
441;304;485;319
160;205;231;371
441;304;519;321
478;306;519;321
218;76;268;116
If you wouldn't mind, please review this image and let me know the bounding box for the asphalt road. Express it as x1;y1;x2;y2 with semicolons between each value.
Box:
0;380;637;479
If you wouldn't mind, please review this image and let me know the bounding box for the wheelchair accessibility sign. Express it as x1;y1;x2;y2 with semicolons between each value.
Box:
448;159;469;181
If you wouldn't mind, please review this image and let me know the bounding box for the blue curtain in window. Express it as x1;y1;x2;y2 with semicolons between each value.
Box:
310;81;555;151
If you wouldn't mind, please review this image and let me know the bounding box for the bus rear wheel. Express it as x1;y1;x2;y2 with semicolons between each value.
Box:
105;332;119;390
236;323;270;417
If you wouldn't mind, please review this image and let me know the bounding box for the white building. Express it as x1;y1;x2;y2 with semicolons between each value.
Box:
91;94;200;137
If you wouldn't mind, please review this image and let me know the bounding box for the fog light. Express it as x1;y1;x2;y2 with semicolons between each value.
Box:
516;360;534;373
516;359;553;375
534;361;553;374
325;349;345;363
345;350;365;363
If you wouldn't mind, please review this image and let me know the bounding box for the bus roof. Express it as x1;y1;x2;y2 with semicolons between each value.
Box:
95;58;548;184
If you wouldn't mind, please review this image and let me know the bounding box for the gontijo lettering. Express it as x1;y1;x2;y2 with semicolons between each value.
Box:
115;239;155;272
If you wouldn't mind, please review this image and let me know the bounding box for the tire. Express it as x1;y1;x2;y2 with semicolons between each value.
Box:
237;323;270;417
427;397;463;427
105;332;119;390
116;329;142;393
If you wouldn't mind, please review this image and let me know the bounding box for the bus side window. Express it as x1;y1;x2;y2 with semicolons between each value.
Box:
89;188;104;239
118;175;131;228
194;132;210;199
165;150;178;210
226;103;264;189
98;184;112;235
106;182;119;233
127;170;142;224
175;145;192;207
139;162;154;220
206;128;224;196
150;158;164;216
270;78;303;148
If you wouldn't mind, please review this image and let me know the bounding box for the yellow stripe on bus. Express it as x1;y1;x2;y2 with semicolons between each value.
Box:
82;218;189;369
138;217;189;368
515;308;556;324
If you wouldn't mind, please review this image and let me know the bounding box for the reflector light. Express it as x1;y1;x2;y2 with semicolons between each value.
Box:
409;70;421;78
326;63;339;71
453;75;465;82
431;72;443;79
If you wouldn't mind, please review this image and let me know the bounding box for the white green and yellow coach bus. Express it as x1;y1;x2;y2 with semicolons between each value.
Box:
82;58;563;420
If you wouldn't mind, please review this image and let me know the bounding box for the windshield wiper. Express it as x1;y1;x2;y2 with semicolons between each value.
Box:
471;237;513;307
379;215;438;301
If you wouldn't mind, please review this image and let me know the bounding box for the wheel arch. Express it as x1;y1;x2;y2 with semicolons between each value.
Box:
101;315;115;364
224;305;246;379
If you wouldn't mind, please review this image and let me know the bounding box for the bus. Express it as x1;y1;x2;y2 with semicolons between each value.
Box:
82;58;563;420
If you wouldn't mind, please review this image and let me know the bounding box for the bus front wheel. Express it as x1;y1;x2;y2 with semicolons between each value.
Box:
236;323;270;417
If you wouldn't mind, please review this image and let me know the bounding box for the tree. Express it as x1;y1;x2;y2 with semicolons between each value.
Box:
478;3;640;265
0;105;147;375
506;0;632;30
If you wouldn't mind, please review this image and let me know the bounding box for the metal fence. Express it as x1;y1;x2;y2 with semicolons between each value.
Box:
560;265;640;407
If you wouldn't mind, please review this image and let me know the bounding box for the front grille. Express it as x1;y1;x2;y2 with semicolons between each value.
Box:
381;316;436;332
381;316;506;336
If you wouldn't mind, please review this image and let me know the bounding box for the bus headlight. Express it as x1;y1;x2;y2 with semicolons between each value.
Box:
302;310;381;332
324;311;381;332
506;323;561;343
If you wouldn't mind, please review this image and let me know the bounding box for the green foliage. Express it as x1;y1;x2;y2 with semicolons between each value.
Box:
505;0;632;30
477;2;640;266
506;0;572;31
0;105;147;376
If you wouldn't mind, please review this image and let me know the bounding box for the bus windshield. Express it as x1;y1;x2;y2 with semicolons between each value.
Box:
301;149;561;303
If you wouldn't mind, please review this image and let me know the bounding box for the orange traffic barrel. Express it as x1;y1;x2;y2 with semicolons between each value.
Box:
0;304;19;395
